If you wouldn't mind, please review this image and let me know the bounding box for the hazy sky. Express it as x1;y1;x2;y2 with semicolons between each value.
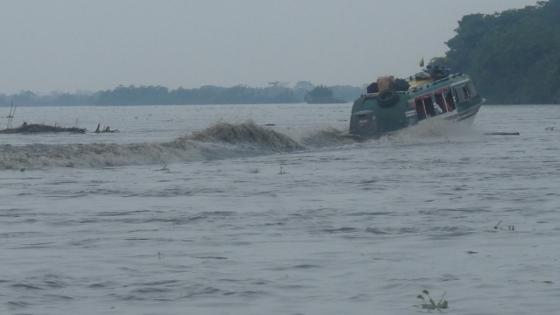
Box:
0;0;538;93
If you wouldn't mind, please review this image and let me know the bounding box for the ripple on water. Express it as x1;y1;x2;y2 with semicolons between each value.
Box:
6;300;32;310
10;283;44;291
96;210;151;217
426;207;491;214
321;227;359;234
88;281;118;289
365;226;420;235
284;264;321;271
0;231;48;239
0;208;33;217
346;211;393;217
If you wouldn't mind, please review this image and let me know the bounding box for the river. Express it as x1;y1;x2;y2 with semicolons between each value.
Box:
1;104;559;315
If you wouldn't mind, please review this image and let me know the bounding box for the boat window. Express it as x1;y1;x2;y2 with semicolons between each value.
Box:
445;90;456;110
422;96;437;117
453;86;467;103
434;92;448;113
415;98;427;120
467;82;478;97
462;86;471;100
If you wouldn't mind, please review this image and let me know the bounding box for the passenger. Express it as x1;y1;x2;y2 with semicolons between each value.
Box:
445;92;456;110
434;103;444;114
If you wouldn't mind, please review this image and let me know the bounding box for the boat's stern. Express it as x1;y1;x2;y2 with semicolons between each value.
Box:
349;92;410;139
349;107;378;138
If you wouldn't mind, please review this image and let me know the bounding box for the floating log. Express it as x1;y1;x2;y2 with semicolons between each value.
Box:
484;132;520;136
0;123;86;134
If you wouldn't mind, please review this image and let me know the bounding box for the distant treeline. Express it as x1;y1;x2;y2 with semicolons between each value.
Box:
444;0;560;104
0;83;362;107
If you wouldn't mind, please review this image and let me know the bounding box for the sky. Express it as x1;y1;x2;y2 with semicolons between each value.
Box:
0;0;538;93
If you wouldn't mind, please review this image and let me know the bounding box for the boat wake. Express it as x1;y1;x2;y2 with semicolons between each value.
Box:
0;120;480;170
0;122;351;170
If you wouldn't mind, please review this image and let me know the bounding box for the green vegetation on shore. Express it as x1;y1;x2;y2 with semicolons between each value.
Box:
0;83;361;107
304;86;344;104
444;0;560;104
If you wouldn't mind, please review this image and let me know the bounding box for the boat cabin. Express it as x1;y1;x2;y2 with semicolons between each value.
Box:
409;76;479;122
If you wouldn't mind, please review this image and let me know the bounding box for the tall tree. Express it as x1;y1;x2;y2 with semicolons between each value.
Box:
445;0;560;104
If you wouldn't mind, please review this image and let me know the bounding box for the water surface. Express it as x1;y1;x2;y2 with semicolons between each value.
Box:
1;104;559;315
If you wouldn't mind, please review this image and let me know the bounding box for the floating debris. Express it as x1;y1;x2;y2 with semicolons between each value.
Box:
416;289;448;311
494;220;502;230
0;122;86;134
484;132;520;136
94;123;119;133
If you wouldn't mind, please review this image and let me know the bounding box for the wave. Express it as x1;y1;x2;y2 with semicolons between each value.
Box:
0;119;484;170
300;127;356;148
187;121;302;151
1;122;349;170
